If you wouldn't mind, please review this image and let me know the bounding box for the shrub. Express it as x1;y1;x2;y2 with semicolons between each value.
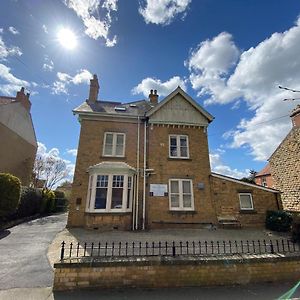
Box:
53;190;68;212
42;189;55;214
0;173;21;218
265;210;293;232
291;214;300;242
16;187;42;218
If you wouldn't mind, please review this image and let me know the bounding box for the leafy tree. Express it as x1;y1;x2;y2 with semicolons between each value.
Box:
240;169;257;184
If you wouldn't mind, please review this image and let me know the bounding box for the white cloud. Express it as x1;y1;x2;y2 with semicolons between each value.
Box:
209;152;249;179
72;69;92;84
132;76;186;98
0;63;30;95
0;36;22;60
8;26;19;35
42;24;48;34
0;29;3;34
52;81;68;95
186;32;241;104
64;0;118;47
187;18;300;161
67;149;78;156
139;0;191;25
57;72;72;82
43;55;54;72
52;69;92;95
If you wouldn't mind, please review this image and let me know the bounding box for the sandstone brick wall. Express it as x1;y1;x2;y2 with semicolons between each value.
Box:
210;176;280;227
269;127;300;211
53;255;300;290
147;124;216;228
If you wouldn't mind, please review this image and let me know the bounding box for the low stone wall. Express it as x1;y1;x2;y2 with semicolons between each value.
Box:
53;254;300;290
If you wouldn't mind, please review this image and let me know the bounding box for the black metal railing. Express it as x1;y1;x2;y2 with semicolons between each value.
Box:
59;239;300;261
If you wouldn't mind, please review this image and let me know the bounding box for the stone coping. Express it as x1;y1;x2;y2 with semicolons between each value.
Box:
54;253;300;269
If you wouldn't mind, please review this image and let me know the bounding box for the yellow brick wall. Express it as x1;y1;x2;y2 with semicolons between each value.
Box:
53;255;300;290
210;176;280;227
147;124;217;228
68;117;280;230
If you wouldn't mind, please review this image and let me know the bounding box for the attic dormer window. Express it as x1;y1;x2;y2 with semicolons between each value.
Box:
103;132;125;157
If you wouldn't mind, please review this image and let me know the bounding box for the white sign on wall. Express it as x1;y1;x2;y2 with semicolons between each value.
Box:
150;184;168;196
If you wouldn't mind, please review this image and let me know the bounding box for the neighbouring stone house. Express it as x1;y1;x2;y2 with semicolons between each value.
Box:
67;75;281;230
254;164;274;188
0;87;37;186
268;105;300;212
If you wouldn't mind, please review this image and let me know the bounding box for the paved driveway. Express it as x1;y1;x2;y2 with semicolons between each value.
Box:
0;213;67;290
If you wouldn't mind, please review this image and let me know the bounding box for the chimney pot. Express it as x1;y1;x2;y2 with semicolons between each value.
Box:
149;89;159;106
16;87;31;111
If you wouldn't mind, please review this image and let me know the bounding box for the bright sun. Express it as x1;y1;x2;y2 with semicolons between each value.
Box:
57;28;77;50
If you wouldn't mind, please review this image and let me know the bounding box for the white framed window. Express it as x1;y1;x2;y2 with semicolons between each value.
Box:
169;179;194;211
87;174;133;212
239;193;254;210
169;135;189;158
261;176;267;187
103;132;125;157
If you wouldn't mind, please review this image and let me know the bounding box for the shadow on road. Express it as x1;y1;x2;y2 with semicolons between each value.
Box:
0;229;10;240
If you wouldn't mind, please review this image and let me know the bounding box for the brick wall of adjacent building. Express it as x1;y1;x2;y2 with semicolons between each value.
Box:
0;123;36;186
210;176;280;227
147;124;217;228
269;127;300;211
255;174;274;189
53;255;300;290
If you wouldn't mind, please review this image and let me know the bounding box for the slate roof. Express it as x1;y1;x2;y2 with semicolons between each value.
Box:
73;99;153;117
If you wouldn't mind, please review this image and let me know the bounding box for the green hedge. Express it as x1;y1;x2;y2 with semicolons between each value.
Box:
0;173;21;218
16;187;42;218
53;190;68;212
265;210;293;232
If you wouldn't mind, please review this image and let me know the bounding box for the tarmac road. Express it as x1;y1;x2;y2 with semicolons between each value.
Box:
0;213;67;290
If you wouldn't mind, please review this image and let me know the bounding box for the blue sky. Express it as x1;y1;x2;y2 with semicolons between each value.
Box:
1;0;300;181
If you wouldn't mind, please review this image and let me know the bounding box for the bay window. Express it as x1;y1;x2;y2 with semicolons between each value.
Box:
86;161;136;213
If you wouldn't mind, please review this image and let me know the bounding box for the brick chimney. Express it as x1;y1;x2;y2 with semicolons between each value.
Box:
16;87;31;111
149;89;158;105
290;105;300;128
88;74;99;103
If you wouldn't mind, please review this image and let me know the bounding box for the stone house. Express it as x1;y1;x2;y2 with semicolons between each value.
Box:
0;87;37;186
254;164;274;188
67;75;281;230
268;105;300;212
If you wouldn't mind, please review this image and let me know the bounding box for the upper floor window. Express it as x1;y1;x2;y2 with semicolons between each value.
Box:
103;132;125;157
261;176;267;187
169;179;194;211
239;193;254;210
169;135;189;159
